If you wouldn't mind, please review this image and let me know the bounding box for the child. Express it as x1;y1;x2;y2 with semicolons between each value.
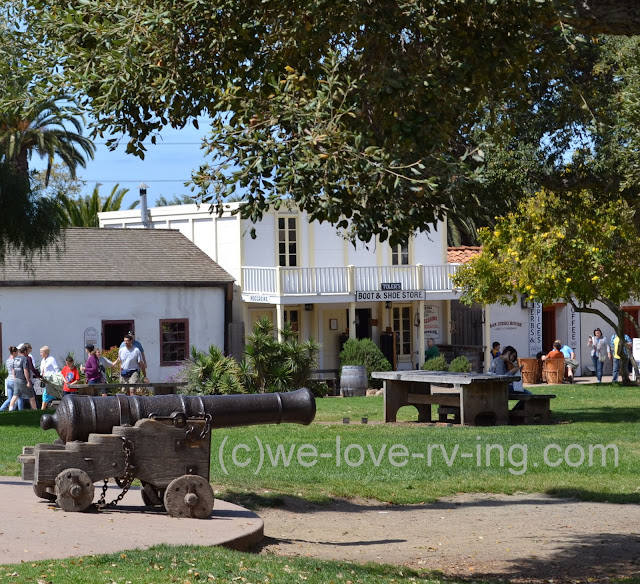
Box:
490;342;501;359
61;356;80;395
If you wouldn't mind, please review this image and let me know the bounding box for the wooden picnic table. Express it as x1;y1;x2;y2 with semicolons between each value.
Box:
73;382;186;396
372;370;518;426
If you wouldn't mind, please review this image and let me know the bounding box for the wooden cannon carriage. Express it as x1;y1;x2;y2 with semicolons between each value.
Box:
18;388;315;518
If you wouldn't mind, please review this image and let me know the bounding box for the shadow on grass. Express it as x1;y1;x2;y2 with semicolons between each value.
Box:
471;532;640;583
545;487;640;504
554;406;640;424
220;489;640;514
0;410;45;427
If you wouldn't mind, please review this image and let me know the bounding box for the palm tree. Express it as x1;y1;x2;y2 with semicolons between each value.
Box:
57;184;137;227
0;94;95;185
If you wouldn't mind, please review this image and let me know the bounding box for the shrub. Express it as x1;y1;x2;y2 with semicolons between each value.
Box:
421;355;449;371
242;317;320;393
0;365;7;390
339;338;392;389
449;355;472;373
181;345;246;395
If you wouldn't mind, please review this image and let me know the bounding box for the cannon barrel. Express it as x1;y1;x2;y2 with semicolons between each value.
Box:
41;388;316;443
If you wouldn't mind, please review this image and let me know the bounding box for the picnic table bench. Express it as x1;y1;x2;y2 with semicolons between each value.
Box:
309;369;339;395
508;392;556;425
373;371;557;426
372;370;516;426
73;382;186;397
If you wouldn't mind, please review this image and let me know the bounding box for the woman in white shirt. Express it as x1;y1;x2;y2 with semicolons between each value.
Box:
587;328;609;383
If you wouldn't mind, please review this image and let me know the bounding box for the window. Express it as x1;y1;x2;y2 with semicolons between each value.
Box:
160;319;189;365
278;216;298;267
393;306;412;357
392;243;409;265
284;309;300;340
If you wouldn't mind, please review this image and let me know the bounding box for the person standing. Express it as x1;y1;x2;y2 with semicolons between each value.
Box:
587;328;609;383
95;348;116;396
0;346;21;411
610;333;632;383
8;345;37;411
118;334;148;395
61;356;80;395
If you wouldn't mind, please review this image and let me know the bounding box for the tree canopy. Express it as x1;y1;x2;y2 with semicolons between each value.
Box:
452;189;640;381
9;0;640;243
56;184;135;228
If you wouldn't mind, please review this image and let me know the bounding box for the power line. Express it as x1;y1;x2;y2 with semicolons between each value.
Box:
93;142;203;146
81;179;193;183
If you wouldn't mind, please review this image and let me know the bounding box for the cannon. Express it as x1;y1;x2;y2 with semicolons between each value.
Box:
18;388;315;518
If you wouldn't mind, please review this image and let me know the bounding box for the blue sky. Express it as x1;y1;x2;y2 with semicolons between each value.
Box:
33;119;212;208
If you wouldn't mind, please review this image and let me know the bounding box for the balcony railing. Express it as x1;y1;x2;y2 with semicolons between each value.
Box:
242;264;460;297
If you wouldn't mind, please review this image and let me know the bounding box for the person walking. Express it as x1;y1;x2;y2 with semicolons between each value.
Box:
83;344;102;386
587;328;609;383
39;346;61;409
0;346;21;411
8;345;37;411
118;334;148;395
559;342;579;383
119;332;147;370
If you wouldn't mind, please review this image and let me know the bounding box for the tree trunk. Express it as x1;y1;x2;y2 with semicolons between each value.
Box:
565;0;640;36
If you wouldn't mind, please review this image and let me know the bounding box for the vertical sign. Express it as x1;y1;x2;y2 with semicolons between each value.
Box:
423;304;441;342
632;338;640;382
567;304;580;356
84;326;99;349
528;303;542;357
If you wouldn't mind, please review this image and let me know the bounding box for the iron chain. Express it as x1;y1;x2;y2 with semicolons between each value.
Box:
95;437;135;510
185;413;212;442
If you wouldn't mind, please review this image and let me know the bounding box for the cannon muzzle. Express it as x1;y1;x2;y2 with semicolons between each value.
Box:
41;387;316;443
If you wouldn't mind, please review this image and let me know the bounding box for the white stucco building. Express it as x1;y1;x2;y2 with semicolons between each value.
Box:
0;228;234;381
99;203;480;371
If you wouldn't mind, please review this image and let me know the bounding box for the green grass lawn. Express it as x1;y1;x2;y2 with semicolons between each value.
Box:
2;383;639;504
1;383;639;583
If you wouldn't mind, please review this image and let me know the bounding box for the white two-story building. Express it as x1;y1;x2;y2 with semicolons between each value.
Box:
99;202;483;371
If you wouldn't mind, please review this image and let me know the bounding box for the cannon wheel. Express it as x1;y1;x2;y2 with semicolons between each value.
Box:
141;482;165;508
163;475;214;519
33;483;57;502
55;468;95;512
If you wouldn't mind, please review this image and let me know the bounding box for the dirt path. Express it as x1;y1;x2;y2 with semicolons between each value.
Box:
250;492;640;582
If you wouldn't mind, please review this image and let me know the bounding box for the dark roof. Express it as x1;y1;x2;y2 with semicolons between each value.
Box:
447;246;482;264
0;228;234;287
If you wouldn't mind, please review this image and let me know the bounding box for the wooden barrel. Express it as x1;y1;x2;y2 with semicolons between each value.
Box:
519;358;542;384
340;366;368;397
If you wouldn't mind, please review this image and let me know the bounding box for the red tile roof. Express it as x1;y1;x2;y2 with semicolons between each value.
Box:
447;246;482;264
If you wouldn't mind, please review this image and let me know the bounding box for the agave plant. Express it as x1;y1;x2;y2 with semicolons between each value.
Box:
182;345;245;395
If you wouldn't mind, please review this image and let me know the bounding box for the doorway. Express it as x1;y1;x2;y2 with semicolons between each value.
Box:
355;308;371;340
102;320;134;351
542;306;556;353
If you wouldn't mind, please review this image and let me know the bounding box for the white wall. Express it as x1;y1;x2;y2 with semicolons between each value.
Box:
0;285;226;382
487;303;531;359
